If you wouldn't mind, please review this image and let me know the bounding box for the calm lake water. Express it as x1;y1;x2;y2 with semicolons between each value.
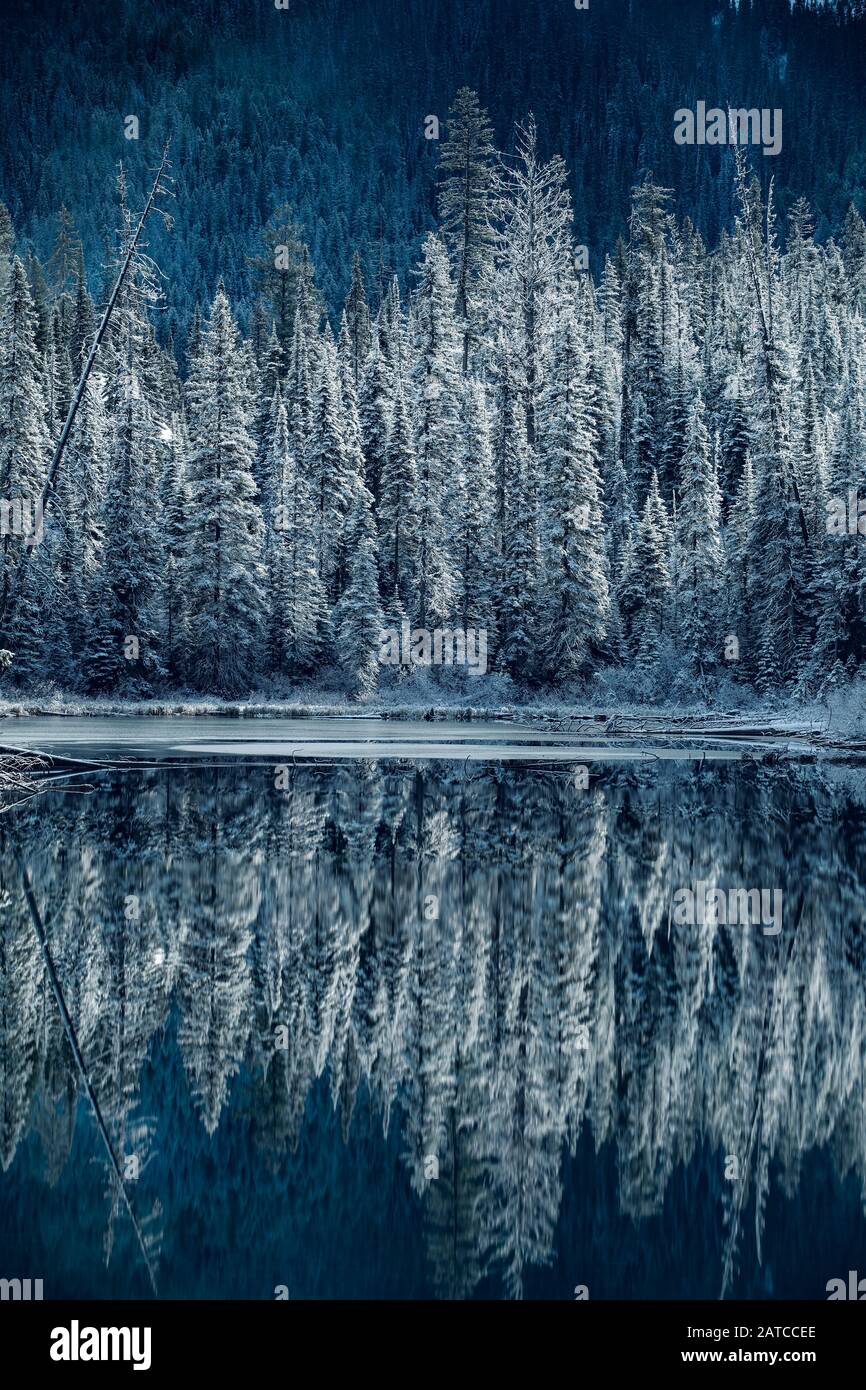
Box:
1;732;865;1299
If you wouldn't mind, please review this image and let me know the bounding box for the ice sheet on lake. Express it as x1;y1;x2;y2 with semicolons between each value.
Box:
0;715;766;763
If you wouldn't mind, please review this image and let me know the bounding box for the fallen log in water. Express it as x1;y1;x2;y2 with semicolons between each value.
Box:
0;749;51;806
0;744;147;772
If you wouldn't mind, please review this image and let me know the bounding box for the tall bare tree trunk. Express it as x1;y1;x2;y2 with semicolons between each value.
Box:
0;141;173;644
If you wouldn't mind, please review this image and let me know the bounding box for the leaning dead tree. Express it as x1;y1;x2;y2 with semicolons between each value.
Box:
0;140;174;646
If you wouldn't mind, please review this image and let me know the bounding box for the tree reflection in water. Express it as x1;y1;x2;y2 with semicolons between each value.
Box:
1;759;865;1298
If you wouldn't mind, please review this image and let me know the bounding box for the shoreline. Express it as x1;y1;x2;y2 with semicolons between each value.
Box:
1;698;865;762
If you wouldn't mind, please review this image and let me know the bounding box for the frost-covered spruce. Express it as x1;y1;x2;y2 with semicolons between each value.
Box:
265;385;325;679
343;252;372;385
437;87;497;373
159;412;190;686
334;483;384;698
0;257;51;628
181;284;267;697
85;224;166;695
675;391;725;674
456;378;497;645
618;470;671;671
410;234;460;631
378;380;419;617
358;324;393;510
497;371;539;683
308;330;354;604
537;301;610;682
487;114;573;449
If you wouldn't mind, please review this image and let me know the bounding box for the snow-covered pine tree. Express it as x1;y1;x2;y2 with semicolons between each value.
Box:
308;330;354;606
793;356;828;541
47;326;74;438
85;167;171;693
490;339;526;550
810;358;866;685
410;234;460;632
296;247;324;343
248;206;316;370
186;301;203;369
379;276;409;388
727;452;755;679
620;181;673;508
579;271;622;546
841;203;866;314
85;386;164;694
746;437;812;692
660;287;700;502
248;297;272;370
455;378;497;647
437;87;498;374
266;385;325;679
158;413;189;686
4;119;866;706
378;380;418;616
358;323;392;509
0;201;13;298
29;364;108;689
0;256;52;647
497;358;540;683
343;252;372;384
741;320;810;684
595;260;634;584
618;470;671;673
85;346;164;692
46;206;80;372
675;392;725;675
784;198;819;341
181;283;267;696
59;364;109;665
26;253;51;360
537;300;609;683
252;321;284;494
716;363;752;511
333;483;384;698
337;312;369;507
285;309;314;462
488;115;573;450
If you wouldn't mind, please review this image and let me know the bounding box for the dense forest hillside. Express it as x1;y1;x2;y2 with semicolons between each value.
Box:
1;0;865;701
2;0;866;337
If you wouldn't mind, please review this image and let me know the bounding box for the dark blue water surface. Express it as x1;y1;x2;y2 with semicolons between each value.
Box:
1;758;865;1299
